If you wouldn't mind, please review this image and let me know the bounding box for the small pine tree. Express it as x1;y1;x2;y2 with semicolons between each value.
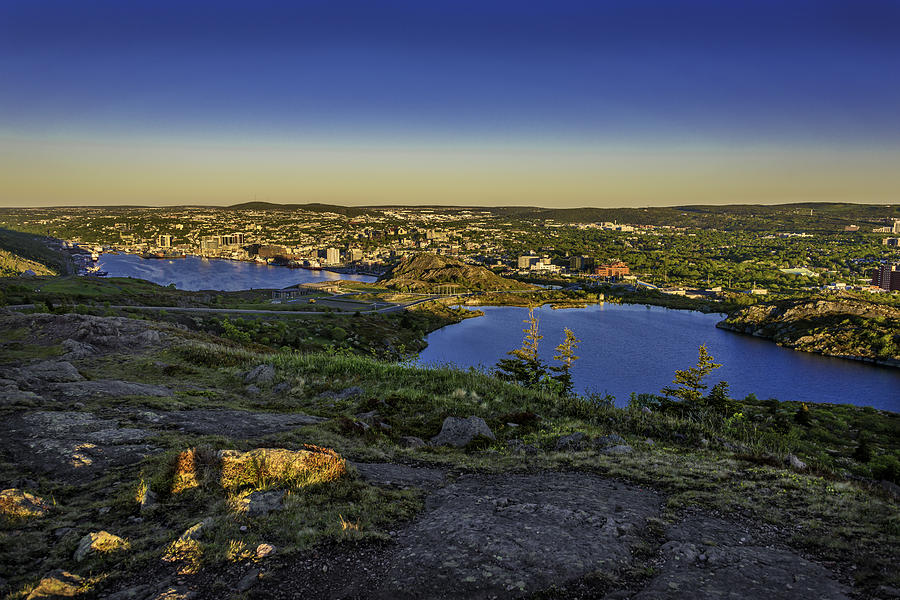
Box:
662;344;722;407
495;306;547;387
551;327;580;396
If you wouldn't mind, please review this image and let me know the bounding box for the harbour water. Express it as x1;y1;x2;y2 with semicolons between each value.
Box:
96;253;376;291
417;304;899;411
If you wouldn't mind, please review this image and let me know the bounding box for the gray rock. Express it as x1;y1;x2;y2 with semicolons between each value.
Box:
319;386;365;400
179;518;214;542
235;568;260;592
26;569;84;600
74;530;128;562
62;338;97;359
139;487;157;512
641;407;652;414
245;384;261;396
0;488;51;517
272;382;291;394
352;462;445;489
599;445;633;455
555;432;587;451
399;436;426;449
787;454;807;470
104;584;153;600
245;490;285;516
430;416;495;448
51;380;172;398
256;543;277;558
594;434;626;448
507;439;538;455
244;364;275;385
138;409;324;437
25;360;83;383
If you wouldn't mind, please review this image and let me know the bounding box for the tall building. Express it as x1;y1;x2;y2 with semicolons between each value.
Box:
349;248;364;262
569;255;594;271
518;255;539;269
325;247;341;265
157;234;173;248
893;219;900;234
871;262;900;291
594;262;630;278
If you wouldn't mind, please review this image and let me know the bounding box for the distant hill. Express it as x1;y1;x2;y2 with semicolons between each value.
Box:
225;202;376;218
0;228;72;276
379;253;535;292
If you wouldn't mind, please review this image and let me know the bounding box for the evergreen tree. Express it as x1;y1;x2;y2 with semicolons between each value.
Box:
551;327;580;396
662;344;721;406
495;306;546;387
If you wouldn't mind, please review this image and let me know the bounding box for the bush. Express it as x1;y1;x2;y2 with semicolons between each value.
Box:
870;453;900;484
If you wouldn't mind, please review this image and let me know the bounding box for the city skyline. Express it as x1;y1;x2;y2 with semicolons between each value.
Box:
2;0;900;207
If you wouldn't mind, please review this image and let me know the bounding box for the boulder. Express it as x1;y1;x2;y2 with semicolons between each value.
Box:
506;439;538;455
0;488;51;518
138;486;157;512
245;384;261;396
26;569;83;599
179;517;214;542
594;434;626;448
256;543;277;558
399;436;426;449
244;364;275;385
73;530;129;562
244;490;285;516
430;416;495;448
787;454;807;470
555;432;587;451
599;445;633;455
24;361;83;383
272;382;291;394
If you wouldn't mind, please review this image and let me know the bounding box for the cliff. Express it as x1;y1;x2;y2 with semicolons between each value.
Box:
717;297;900;367
378;253;535;292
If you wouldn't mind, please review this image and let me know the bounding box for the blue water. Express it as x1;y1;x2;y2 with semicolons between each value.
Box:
417;304;900;411
96;253;376;291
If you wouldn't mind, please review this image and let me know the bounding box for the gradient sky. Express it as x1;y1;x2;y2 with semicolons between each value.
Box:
1;0;899;207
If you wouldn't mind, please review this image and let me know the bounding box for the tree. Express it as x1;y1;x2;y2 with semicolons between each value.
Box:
495;306;546;387
662;345;722;406
551;327;580;396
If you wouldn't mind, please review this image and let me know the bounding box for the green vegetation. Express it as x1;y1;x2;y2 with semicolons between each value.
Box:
379;253;535;292
0;227;72;276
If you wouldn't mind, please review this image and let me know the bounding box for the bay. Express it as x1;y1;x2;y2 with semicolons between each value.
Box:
96;253;376;291
417;304;899;412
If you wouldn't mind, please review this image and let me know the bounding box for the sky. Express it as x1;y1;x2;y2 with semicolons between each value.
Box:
1;0;899;208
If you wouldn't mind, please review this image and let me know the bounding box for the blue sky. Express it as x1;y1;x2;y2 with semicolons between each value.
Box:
1;0;899;206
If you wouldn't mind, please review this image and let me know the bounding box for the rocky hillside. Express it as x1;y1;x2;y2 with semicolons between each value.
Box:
718;297;900;366
379;253;535;292
0;248;56;277
1;308;898;599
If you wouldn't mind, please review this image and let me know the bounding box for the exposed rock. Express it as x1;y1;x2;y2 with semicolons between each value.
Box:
103;584;153;600
319;386;364;400
378;253;536;292
335;472;660;599
880;479;900;499
243;490;285;516
136;409;324;437
179;518;214;542
598;445;633;455
787;454;807;471
272;382;291;394
256;543;277;558
244;364;275;385
0;378;39;405
138;486;157;511
0;488;51;518
594;434;626;448
61;338;96;359
399;436;426;449
26;569;83;599
0;412;157;481
430;416;495;448
73;530;129;562
235;569;260;593
24;361;83;383
506;439;538;455
352;462;445;489
50;380;172;399
150;587;196;600
245;384;261;396
630;516;851;600
555;432;587;451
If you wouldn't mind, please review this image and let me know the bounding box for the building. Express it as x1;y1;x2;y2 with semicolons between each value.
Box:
325;247;341;265
594;261;630;278
518;255;540;269
348;248;364;262
883;238;900;247
157;234;173;248
894;219;900;234
569;255;595;272
843;225;860;232
871;262;900;291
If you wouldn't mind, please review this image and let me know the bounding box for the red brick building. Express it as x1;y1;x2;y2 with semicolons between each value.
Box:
594;261;630;277
871;263;900;291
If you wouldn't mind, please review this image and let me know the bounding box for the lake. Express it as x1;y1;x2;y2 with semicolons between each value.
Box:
417;304;900;412
96;253;376;291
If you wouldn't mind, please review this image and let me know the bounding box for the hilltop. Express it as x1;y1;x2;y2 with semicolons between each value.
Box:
718;296;900;367
0;306;897;599
378;253;536;292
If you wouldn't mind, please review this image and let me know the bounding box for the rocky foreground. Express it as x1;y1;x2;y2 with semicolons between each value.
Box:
718;297;900;367
0;309;897;599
